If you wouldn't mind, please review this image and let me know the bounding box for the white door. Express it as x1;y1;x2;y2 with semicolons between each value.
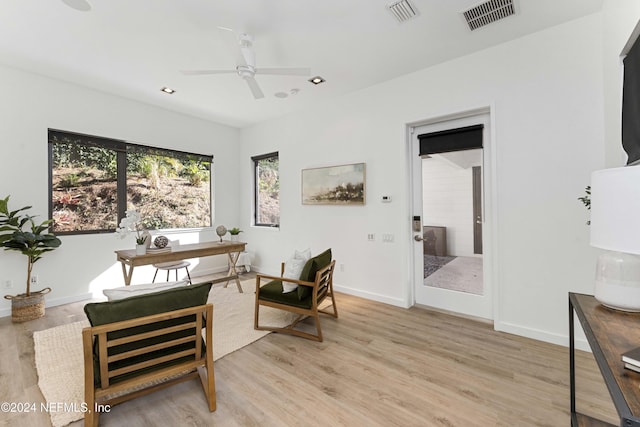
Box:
410;112;494;320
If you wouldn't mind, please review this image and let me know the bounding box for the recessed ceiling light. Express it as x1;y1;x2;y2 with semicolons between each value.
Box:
160;87;176;94
62;0;91;12
308;76;326;85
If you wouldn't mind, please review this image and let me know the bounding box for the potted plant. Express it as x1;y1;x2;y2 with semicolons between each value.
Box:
0;196;62;322
578;186;591;225
115;210;148;254
229;227;243;242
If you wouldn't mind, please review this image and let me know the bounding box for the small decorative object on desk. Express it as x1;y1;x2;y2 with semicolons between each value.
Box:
116;210;148;248
215;225;227;243
229;227;242;242
154;235;169;248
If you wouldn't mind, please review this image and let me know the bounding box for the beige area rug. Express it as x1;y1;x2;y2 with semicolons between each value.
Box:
32;280;294;427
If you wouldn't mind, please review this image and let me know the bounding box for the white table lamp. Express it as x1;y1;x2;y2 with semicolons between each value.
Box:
590;165;640;311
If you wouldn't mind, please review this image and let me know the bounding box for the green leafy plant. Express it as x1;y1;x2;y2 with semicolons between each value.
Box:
0;196;62;296
59;173;80;188
229;227;243;235
578;186;591;225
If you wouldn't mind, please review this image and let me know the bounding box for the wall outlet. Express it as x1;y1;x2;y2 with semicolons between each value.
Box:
340;263;345;272
30;275;38;285
367;233;375;241
4;280;12;289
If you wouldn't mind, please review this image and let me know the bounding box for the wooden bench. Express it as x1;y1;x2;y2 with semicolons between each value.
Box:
82;283;215;426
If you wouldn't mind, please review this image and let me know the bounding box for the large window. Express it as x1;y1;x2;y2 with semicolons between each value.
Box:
252;152;279;227
48;130;213;235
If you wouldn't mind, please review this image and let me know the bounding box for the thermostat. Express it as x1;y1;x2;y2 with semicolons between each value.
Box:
381;195;392;203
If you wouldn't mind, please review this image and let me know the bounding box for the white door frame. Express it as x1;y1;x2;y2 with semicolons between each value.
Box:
406;106;499;321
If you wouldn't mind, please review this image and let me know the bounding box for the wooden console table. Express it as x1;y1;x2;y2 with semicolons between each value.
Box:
115;241;247;292
569;292;640;426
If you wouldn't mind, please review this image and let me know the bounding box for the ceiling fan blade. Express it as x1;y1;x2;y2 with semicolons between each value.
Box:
181;69;236;75
214;26;246;67
256;67;311;76
245;77;264;99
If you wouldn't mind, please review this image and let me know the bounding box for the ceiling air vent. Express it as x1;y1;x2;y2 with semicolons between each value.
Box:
463;0;515;31
388;0;419;24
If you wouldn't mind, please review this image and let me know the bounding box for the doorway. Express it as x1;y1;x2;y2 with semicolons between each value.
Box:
409;111;494;320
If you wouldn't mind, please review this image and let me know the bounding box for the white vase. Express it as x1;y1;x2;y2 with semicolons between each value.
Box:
595;251;640;311
230;234;239;242
136;244;146;255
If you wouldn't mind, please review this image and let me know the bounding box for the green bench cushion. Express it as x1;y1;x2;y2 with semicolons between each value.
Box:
84;282;213;387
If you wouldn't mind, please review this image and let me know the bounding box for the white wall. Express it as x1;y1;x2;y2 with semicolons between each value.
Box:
2;3;639;348
422;157;475;257
0;64;240;316
239;12;609;345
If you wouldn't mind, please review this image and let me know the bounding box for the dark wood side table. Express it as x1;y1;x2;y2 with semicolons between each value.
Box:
569;293;640;426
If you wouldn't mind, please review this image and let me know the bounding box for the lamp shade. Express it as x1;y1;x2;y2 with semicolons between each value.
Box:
590;165;640;254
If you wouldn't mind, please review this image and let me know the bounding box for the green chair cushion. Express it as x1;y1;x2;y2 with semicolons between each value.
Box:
258;280;313;309
84;281;212;326
297;248;332;300
84;281;213;387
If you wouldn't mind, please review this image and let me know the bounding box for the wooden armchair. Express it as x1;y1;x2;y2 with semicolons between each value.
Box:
82;283;215;426
254;249;338;342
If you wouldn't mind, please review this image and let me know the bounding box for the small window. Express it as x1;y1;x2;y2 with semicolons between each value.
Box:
252;152;279;227
49;130;213;234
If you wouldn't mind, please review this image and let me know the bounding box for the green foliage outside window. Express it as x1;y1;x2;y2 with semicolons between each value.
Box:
49;130;212;234
254;154;279;227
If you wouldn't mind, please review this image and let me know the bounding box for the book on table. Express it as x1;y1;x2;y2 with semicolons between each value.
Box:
625;362;640;373
147;247;171;253
621;346;640;368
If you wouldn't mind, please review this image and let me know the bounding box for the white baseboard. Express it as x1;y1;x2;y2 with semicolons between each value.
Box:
333;284;408;308
0;266;232;319
0;292;93;319
495;320;591;352
250;266;407;308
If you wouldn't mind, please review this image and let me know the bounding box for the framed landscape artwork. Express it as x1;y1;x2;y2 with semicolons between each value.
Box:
301;163;366;205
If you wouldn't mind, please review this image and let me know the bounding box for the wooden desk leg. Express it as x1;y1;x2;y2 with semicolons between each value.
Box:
224;252;243;293
120;262;134;286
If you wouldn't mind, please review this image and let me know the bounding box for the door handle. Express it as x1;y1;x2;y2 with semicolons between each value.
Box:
414;235;424;242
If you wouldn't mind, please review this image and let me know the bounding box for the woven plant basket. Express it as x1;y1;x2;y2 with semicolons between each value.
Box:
5;287;51;322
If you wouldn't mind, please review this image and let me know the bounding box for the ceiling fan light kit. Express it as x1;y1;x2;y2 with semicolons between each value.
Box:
182;29;311;100
62;0;91;12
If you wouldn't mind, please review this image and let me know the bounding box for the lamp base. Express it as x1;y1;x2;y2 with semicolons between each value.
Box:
594;251;640;312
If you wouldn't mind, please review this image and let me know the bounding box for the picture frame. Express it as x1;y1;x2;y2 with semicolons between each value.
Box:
301;163;366;205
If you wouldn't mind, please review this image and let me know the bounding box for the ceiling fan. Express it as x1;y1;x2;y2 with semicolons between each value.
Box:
181;29;311;100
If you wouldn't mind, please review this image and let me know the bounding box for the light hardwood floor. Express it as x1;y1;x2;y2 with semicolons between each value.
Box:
0;274;617;426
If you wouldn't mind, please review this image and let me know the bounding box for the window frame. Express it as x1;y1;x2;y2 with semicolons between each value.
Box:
252;151;280;228
48;129;214;235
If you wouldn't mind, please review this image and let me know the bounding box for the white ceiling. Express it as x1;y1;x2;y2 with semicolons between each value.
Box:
0;0;603;128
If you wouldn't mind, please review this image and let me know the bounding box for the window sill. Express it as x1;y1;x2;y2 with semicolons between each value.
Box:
252;225;280;231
